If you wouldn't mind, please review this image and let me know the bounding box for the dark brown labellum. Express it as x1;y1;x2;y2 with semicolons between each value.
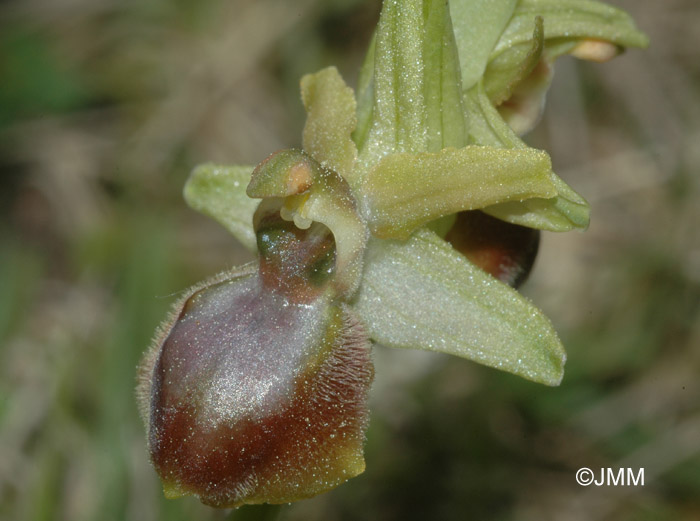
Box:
137;215;373;508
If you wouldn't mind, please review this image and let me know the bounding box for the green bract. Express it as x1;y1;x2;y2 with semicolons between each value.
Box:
142;0;647;509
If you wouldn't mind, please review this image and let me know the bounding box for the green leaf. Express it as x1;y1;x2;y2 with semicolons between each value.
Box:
448;0;517;91
362;145;558;239
0;27;89;126
464;84;590;231
184;164;258;251
356;0;467;175
301;67;358;186
354;228;566;386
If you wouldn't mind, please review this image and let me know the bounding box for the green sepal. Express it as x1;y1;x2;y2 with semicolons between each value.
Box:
352;32;376;156
362;145;558;239
423;0;468;152
464;84;590;231
183;164;259;252
353;228;566;386
449;0;518;92
355;0;467;176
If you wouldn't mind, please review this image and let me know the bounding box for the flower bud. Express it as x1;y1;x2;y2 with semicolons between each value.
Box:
137;217;373;508
445;210;540;288
570;39;622;63
497;59;553;137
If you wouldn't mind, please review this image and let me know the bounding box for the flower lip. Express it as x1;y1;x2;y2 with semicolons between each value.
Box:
147;274;373;507
140;208;374;508
255;210;337;303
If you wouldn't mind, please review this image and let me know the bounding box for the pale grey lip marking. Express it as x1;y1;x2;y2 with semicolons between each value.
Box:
160;275;329;428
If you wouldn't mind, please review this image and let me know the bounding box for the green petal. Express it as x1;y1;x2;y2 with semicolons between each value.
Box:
355;0;467;174
184;164;258;251
484;174;589;231
449;0;517;91
464;84;590;231
353;228;566;386
362;145;558;239
301;67;358;186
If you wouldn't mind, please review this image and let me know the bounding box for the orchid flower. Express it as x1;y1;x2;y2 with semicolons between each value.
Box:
137;0;647;509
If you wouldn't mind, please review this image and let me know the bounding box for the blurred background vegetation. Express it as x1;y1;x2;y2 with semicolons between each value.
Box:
1;0;699;520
